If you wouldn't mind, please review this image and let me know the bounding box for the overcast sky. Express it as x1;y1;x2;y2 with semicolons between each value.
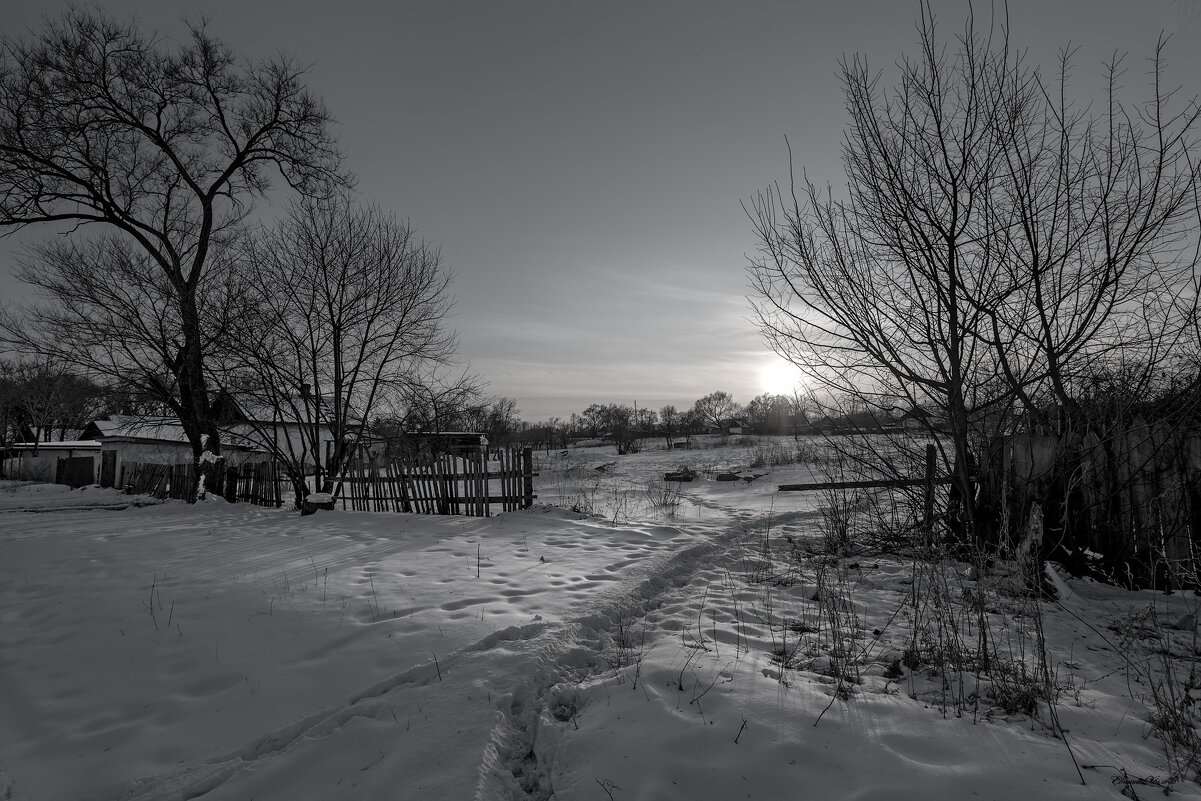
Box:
3;1;1201;421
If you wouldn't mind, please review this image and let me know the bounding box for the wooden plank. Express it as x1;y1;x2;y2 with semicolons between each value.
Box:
508;449;519;511
398;463;413;513
473;449;482;516
416;462;435;514
499;449;509;513
447;454;460;515
522;448;534;508
507;449;517;511
337;469;534;482
923;443;937;531
778;477;957;492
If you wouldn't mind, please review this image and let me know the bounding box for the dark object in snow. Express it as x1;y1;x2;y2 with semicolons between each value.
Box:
301;492;335;516
664;467;698;482
716;472;740;482
1170;613;1196;631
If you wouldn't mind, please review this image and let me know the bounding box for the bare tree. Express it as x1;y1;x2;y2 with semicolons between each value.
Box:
6;236;248;442
659;404;680;449
4;358;109;446
394;373;487;434
485;397;522;445
224;192;458;503
0;8;343;495
0;361;24;467
745;393;793;435
747;5;1201;544
693;391;739;432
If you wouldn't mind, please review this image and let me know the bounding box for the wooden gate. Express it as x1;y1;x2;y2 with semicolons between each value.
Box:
99;451;116;488
56;455;97;488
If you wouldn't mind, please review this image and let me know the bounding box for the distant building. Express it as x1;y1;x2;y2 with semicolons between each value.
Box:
701;419;747;437
1;440;101;484
81;415;265;488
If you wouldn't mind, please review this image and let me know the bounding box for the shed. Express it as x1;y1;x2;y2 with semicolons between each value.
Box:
82;416;266;489
1;440;101;485
390;431;488;463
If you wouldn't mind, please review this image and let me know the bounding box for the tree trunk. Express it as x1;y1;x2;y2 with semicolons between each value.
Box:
177;296;223;501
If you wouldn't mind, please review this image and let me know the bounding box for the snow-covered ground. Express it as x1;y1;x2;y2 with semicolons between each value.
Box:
2;436;1200;800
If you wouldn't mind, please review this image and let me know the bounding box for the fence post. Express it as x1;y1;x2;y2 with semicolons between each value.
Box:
224;467;239;503
924;443;937;536
522;447;534;509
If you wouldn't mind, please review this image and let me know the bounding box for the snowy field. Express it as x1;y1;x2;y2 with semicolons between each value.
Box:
3;436;1201;800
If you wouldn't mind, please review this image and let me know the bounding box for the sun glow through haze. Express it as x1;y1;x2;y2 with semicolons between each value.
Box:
758;355;802;397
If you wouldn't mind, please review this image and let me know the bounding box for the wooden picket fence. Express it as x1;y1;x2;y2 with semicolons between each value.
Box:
118;459;282;506
981;421;1201;586
116;448;533;516
334;448;535;516
223;461;283;508
122;461;195;500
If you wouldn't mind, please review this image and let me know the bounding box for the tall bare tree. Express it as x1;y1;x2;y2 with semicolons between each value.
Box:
747;5;1201;544
223;192;458;503
0;8;343;494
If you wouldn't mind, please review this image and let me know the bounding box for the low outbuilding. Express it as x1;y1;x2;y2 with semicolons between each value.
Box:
1;440;101;485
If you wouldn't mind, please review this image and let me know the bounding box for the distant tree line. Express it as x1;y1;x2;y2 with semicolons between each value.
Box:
368;389;821;457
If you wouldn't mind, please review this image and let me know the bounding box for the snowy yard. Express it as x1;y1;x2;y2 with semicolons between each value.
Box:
2;437;1200;800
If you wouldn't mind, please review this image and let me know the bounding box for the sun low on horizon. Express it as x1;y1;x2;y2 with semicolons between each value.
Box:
757;354;804;397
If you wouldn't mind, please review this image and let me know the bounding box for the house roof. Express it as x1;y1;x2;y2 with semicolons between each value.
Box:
82;415;190;444
80;415;268;453
213;391;364;428
7;440;101;450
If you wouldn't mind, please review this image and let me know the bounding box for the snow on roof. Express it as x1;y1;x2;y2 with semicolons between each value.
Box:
85;415;190;444
217;392;364;427
7;440;101;449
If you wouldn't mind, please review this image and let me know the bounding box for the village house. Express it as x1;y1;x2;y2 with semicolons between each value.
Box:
3;388;374;490
211;391;354;473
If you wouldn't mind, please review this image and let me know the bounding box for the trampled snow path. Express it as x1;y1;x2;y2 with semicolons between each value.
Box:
98;525;732;800
0;469;748;801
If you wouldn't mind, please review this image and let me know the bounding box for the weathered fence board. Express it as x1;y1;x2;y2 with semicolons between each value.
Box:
987;420;1201;585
